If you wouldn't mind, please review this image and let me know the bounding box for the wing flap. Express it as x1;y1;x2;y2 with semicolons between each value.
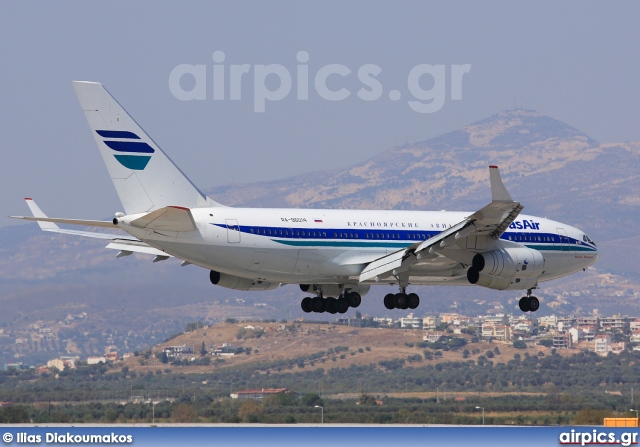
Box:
358;250;405;282
358;166;522;282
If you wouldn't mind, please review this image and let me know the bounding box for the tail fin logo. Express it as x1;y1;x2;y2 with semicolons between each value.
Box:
96;130;155;170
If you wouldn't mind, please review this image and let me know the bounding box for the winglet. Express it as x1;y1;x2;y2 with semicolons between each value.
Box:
24;198;60;230
489;166;513;202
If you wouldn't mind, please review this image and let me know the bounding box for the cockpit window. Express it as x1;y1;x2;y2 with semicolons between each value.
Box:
583;234;596;245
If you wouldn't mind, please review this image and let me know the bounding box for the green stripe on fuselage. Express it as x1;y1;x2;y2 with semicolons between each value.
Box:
272;239;411;248
525;244;597;252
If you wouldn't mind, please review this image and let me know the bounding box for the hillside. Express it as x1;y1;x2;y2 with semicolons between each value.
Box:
123;321;545;379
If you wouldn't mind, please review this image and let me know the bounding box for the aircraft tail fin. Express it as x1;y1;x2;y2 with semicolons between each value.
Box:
72;81;223;214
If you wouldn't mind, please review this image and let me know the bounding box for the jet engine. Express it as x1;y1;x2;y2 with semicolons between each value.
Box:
210;270;278;291
466;247;544;290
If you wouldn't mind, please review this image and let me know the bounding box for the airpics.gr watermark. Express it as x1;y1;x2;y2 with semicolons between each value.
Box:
168;51;471;113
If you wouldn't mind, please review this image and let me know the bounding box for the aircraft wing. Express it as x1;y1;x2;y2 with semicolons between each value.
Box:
359;166;523;282
10;198;170;258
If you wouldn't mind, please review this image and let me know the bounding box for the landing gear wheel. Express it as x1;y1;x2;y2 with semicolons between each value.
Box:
346;292;362;308
528;296;540;312
336;297;349;314
407;293;420;309
325;297;338;314
301;297;312;313
311;296;325;313
518;297;530;312
383;293;396;310
395;293;409;310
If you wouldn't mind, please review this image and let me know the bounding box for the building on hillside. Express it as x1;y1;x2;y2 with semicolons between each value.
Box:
481;314;508;327
47;356;78;370
581;326;597;341
576;316;599;328
400;314;423;329
630;319;640;332
373;317;393;327
611;342;625;354
630;330;640;344
568;327;580;344
511;318;534;335
163;345;193;358
557;316;576;330
3;362;29;372
553;332;572;349
87;356;106;365
230;388;290;400
209;343;236;356
481;324;511;341
594;334;612;354
104;352;118;362
336;317;361;327
422;316;441;329
538;315;558;330
423;332;445;343
439;313;460;324
600;315;626;331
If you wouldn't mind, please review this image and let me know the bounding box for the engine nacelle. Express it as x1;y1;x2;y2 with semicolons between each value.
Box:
210;270;278;291
467;268;539;291
472;247;544;278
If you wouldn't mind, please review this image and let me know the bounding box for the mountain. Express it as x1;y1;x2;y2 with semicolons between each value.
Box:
2;109;639;365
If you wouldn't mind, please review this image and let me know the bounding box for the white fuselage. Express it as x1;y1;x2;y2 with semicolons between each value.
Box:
117;207;598;287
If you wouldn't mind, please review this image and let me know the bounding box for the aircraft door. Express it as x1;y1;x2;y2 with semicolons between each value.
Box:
226;219;241;243
556;228;569;251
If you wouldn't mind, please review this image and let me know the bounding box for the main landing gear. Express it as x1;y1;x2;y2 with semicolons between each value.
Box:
518;289;540;313
383;287;420;310
300;291;362;314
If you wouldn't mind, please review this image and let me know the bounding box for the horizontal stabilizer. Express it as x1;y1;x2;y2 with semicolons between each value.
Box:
129;206;197;232
11;198;134;239
11;215;115;228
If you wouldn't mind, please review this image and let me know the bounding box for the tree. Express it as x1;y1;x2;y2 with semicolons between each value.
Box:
301;393;323;407
0;406;29;423
200;341;207;356
358;394;378;405
172;403;197;422
238;400;263;422
513;340;527;349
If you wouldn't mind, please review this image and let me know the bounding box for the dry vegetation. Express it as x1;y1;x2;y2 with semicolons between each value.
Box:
124;321;561;379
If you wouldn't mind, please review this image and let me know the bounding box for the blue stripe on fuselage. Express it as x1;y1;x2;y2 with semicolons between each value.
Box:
211;223;597;251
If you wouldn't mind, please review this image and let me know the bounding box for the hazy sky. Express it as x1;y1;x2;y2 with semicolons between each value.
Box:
1;2;639;227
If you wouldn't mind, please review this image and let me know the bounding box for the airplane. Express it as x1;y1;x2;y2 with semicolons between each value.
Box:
11;81;599;315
